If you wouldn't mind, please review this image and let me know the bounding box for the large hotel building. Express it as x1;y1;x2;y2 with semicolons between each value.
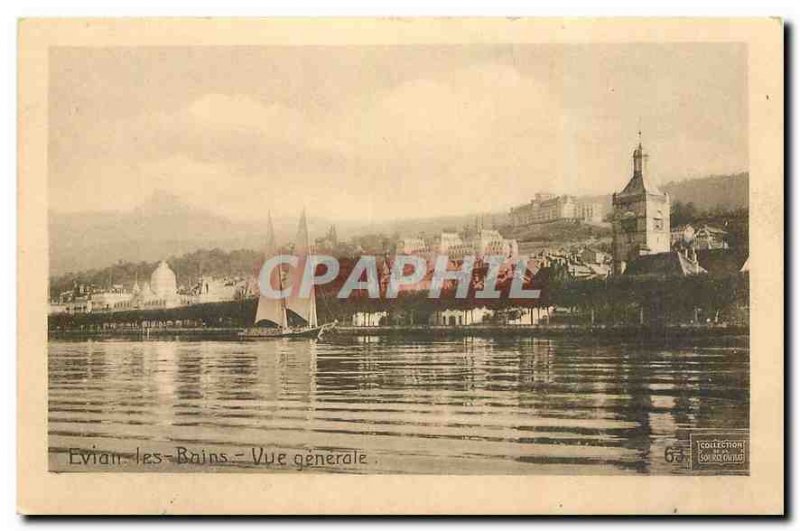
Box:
509;194;602;226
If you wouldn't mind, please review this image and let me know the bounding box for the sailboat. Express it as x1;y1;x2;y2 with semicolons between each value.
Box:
239;210;335;340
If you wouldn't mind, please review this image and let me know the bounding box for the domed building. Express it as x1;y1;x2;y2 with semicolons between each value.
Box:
150;261;178;298
132;260;180;309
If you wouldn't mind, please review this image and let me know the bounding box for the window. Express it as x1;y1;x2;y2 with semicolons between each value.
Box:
621;216;637;232
653;218;664;231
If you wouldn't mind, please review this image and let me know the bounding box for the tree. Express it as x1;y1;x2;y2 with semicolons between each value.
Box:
671;201;699;226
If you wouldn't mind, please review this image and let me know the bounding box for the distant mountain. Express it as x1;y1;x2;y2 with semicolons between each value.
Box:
49;191;273;276
49;173;748;276
48;191;511;276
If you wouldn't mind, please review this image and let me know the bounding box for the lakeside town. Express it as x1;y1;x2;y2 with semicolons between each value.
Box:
48;138;749;334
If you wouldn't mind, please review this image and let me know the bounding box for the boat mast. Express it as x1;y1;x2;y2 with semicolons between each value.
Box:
300;208;318;327
254;211;288;329
272;212;289;329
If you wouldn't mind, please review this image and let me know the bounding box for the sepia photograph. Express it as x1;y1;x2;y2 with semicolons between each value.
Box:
45;42;752;476
17;17;783;514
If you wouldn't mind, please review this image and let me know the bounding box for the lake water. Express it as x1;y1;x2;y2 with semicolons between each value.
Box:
48;335;749;474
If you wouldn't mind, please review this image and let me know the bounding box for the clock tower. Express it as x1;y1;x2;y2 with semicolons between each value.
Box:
612;135;671;275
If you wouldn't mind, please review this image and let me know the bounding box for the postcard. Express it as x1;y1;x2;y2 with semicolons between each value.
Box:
18;17;783;514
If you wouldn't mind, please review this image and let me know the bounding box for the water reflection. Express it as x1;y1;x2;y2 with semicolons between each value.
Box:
48;336;748;474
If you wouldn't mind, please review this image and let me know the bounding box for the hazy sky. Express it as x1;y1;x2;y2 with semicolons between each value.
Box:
49;44;747;222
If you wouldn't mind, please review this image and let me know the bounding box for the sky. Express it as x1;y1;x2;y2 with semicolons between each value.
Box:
49;43;748;222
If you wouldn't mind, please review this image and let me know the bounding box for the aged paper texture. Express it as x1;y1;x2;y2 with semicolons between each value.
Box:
18;18;783;514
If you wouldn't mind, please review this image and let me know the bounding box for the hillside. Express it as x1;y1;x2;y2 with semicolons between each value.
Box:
576;172;749;216
661;172;749;211
501;219;611;247
49;173;747;276
498;173;748;252
49;248;264;298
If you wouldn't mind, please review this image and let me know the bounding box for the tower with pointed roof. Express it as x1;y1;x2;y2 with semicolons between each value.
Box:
611;134;670;275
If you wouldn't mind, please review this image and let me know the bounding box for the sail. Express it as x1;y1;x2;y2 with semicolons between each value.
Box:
286;209;318;327
307;285;318;327
254;213;288;328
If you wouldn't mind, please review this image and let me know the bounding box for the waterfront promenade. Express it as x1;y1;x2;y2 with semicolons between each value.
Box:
49;322;748;341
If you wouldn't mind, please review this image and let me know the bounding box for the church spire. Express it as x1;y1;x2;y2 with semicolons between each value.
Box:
611;129;671;275
633;130;644;177
619;132;658;196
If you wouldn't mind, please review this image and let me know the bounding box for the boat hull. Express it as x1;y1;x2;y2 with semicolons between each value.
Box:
238;323;334;340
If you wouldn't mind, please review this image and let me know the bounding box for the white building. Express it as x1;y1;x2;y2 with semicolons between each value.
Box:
396;237;430;255
194;277;241;304
510;194;602;226
501;307;554;326
429;307;493;326
351;311;388;327
134;261;181;309
399;229;518;261
436;232;471;258
472;229;518;260
91;291;135;311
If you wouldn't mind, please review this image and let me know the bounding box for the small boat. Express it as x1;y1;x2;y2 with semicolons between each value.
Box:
239;322;335;340
239;210;335;340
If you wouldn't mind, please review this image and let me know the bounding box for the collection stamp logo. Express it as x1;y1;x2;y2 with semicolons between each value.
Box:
690;431;749;472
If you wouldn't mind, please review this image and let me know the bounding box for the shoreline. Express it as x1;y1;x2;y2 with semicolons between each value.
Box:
49;323;749;342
